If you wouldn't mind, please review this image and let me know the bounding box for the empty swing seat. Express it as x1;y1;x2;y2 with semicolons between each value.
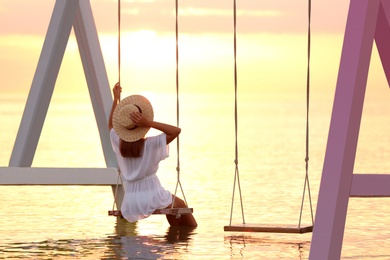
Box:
224;223;313;234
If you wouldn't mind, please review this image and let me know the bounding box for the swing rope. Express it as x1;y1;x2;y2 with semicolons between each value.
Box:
171;0;189;209
110;0;123;214
228;0;245;227
227;0;314;228
298;0;314;228
111;169;123;212
111;0;189;215
117;0;121;85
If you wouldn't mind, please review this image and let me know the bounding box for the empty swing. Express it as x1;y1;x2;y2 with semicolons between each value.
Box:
108;0;193;218
224;0;314;234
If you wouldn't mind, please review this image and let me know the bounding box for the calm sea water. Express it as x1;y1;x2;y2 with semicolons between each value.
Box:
1;90;390;259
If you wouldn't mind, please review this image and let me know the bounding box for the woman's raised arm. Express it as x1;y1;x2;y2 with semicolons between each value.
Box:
130;112;181;144
108;82;122;130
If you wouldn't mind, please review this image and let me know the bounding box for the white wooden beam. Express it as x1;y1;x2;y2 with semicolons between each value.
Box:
73;0;117;167
9;0;117;168
375;0;390;86
309;0;388;259
0;167;119;185
4;0;123;209
9;0;80;167
351;174;390;197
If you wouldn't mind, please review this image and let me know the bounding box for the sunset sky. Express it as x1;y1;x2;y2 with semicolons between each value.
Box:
0;0;350;35
1;0;386;98
2;0;390;177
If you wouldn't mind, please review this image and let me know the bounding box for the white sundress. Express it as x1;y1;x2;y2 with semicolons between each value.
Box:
110;129;173;222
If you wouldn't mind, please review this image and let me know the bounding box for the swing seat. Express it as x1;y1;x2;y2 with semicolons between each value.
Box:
153;207;193;215
108;210;122;216
108;208;193;217
224;223;313;234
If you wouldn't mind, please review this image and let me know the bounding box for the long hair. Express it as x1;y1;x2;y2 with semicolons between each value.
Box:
120;138;145;158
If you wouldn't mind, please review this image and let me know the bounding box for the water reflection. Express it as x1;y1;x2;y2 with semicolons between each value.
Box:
0;216;197;259
0;239;113;259
163;226;197;244
225;235;309;260
106;216;197;259
113;216;138;237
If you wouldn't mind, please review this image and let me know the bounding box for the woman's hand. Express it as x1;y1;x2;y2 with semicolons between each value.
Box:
112;82;122;101
131;114;181;144
109;82;122;130
130;112;150;127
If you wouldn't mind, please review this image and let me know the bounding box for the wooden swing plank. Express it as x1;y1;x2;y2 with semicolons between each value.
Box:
153;208;193;215
108;210;122;216
224;223;313;234
108;208;193;217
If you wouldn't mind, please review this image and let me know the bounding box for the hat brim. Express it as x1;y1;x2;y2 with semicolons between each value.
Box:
113;95;154;142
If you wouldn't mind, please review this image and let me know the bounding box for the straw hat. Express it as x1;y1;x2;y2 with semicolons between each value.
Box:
113;95;154;142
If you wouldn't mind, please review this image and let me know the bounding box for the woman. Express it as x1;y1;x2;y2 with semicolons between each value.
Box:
108;82;197;227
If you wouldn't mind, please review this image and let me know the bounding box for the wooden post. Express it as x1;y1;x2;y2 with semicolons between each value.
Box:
4;0;123;209
309;0;390;258
9;0;79;167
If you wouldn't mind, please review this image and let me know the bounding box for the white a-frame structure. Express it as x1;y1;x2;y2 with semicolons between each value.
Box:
0;0;122;206
310;0;390;259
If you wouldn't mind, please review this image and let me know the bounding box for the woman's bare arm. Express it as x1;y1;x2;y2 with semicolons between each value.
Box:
108;82;122;130
130;112;181;144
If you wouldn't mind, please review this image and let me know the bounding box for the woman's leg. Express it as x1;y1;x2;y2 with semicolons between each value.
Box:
165;195;181;226
165;195;197;227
